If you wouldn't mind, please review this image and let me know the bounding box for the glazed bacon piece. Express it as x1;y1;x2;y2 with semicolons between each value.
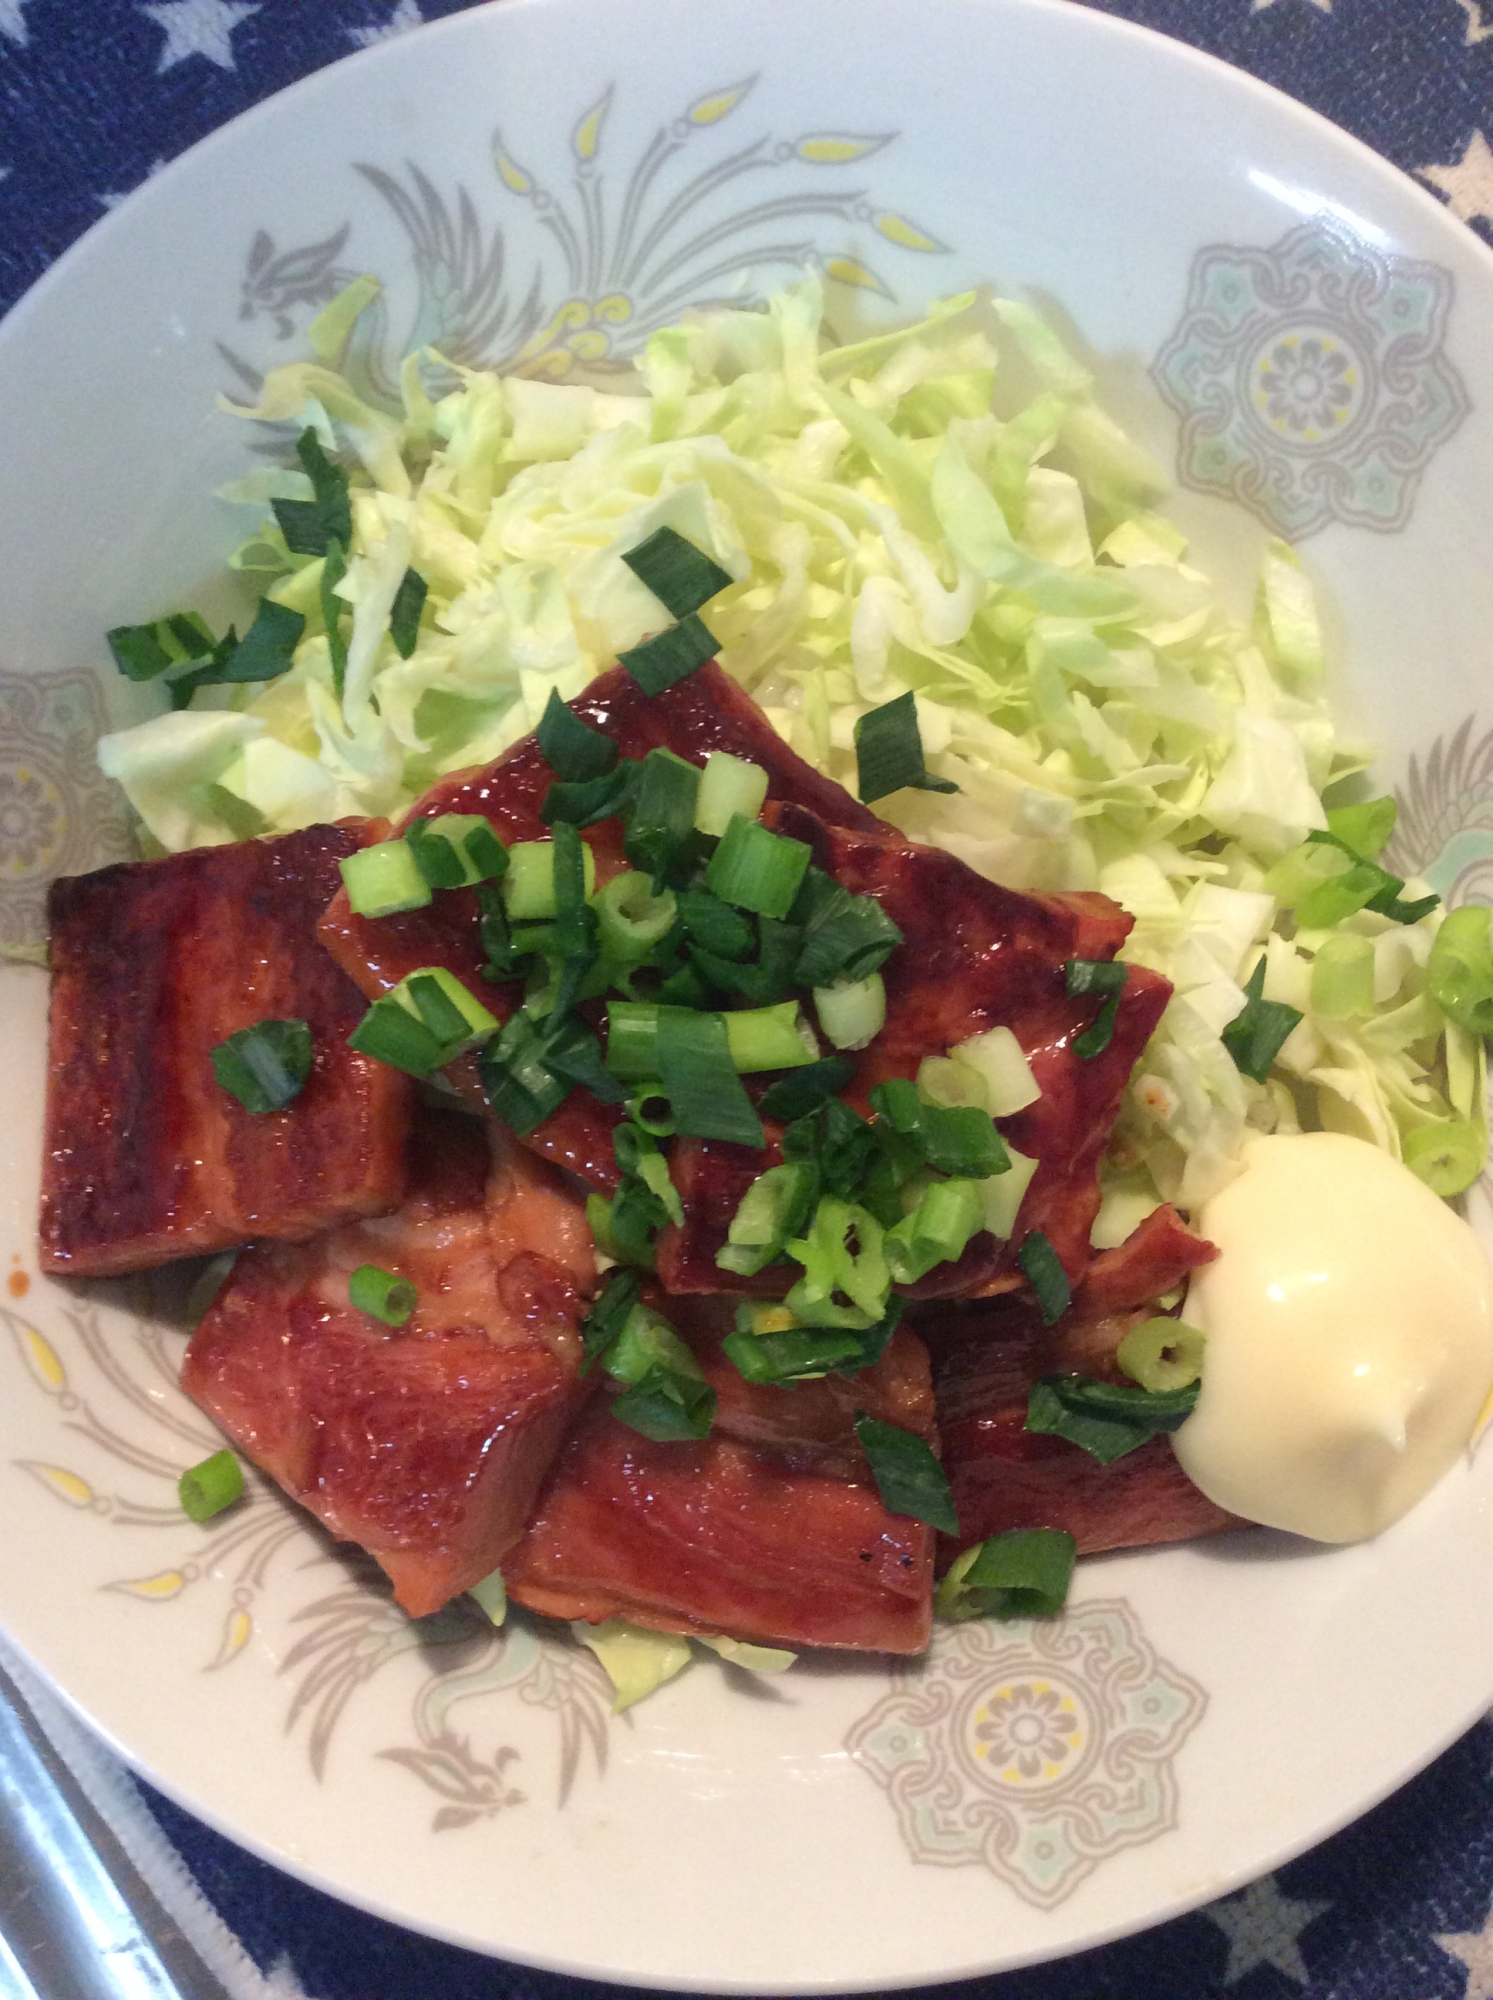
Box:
503;1303;936;1653
182;1108;595;1617
317;661;882;1191
40;823;411;1278
657;807;1171;1298
924;1206;1240;1563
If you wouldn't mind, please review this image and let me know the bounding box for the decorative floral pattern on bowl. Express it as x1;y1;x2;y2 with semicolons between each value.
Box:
0;671;131;952
1151;220;1468;538
225;74;948;402
845;1604;1207;1907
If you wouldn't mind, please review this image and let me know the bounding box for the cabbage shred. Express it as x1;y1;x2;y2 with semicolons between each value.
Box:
95;278;1479;1219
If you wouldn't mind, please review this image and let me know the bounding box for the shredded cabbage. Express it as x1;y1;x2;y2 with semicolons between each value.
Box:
96;276;1476;1210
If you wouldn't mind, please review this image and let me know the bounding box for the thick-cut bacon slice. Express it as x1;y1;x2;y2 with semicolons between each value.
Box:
658;806;1171;1298
1076;1202;1220;1317
503;1308;936;1653
182;1108;595;1617
41;823;411;1277
317;661;881;1191
923;1208;1240;1563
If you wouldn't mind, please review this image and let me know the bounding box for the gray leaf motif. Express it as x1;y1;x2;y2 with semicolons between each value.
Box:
379;1733;525;1829
239;223;355;338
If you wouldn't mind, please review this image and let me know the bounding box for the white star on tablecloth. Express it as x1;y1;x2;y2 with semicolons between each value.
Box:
1252;0;1332;12
1439;1905;1493;2000
139;0;261;73
349;0;426;45
0;0;30;46
1203;1875;1332;1985
1419;129;1493;223
98;158;169;211
1457;0;1493;43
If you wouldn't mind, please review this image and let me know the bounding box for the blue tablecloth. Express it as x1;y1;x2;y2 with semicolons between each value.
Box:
4;5;1493;1996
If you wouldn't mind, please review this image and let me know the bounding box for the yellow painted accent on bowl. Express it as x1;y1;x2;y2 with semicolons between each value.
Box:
110;1569;188;1601
874;211;943;252
18;1324;65;1394
798;135;884;163
572;89;611;162
688;80;752;126
21;1462;93;1508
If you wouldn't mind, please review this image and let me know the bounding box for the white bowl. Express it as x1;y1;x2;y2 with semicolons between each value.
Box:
2;0;1492;1987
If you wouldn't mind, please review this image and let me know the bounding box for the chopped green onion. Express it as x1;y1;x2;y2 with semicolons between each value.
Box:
503;838;596;921
320;540;349;699
349;994;449;1078
580;1269;642;1374
594;871;677;964
1016;1230;1070;1325
782;1097;882;1204
1428;905;1493;1037
792;871;903;987
389;965;499;1055
1025;1372;1199;1464
695;751;769;838
107;611;215;681
868;1078;1009;1178
1222;958;1303;1082
622;525;733;620
178;1448;244;1524
854;691;959;804
348;1262;418;1328
716;1160;818;1277
604;1300;699;1388
1326;796;1397;860
542;762;640;829
936;1529;1076;1621
617;611;718;695
294;425;353;549
537;688;619;784
209;1018;313;1113
786;1197;890;1326
724;1001;817;1073
657;1008;764;1147
405;814;508;891
884;1177;984;1284
814;973;886;1051
1115;1317;1206;1393
340;839;432;917
1065;958;1128;1060
166;600;306;701
705;814;812;919
757;1055;857;1123
976;1145;1038;1241
722;1320;865;1385
943;1026;1041;1116
612;1368;717;1442
853;1412;958;1534
626;1086;676;1138
476;1005;620;1134
676;888;757;962
689;920;801;1007
1403;1117;1486;1196
389;567;427;659
624;748;702;887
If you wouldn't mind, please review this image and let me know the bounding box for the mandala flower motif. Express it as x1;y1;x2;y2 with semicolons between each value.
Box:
0;764;62;876
845;1600;1206;1907
1152;220;1468;538
972;1680;1081;1780
0;670;131;949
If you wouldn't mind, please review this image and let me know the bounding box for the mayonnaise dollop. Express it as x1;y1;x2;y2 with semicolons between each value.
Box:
1172;1131;1493;1541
